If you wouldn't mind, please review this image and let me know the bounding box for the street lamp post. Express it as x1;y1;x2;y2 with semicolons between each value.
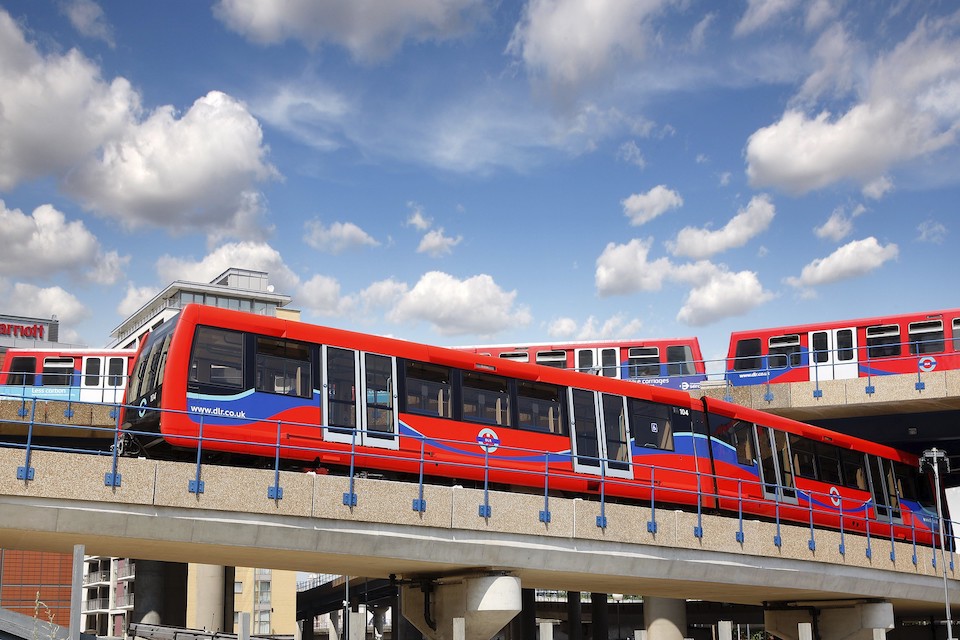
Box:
922;448;954;640
612;593;623;640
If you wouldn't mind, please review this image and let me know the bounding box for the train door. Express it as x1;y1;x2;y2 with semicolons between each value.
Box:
808;328;857;381
569;388;633;479
575;348;620;378
323;346;399;450
755;426;797;504
868;456;902;523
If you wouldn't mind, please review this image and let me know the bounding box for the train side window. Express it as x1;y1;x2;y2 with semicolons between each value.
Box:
836;329;855;361
628;347;659;377
602;393;629;469
516;380;567;435
666;345;694;376
811;332;829;364
462;371;512;427
815;443;842;485
953;318;960;351
42;358;73;386
107;357;126;387
535;350;567;368
733;338;762;371
326;347;357;429
789;435;818;479
768;334;800;369
866;324;901;358
893;461;918;502
256;337;312;398
84;358;102;387
841;449;867;490
908;320;944;355
498;351;529;363
404;361;452;418
6;357;36;386
189;327;244;388
629;399;672;450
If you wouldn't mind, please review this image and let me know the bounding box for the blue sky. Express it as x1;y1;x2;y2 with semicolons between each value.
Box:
0;0;956;369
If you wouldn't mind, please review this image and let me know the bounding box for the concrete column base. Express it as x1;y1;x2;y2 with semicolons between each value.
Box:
401;575;521;640
765;602;894;640
644;597;687;640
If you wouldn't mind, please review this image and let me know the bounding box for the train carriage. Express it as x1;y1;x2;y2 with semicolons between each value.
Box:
725;308;960;386
453;337;707;391
120;305;941;544
0;347;135;403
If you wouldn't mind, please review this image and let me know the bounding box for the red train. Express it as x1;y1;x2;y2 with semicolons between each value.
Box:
452;337;706;391
120;305;941;544
0;347;135;403
725;308;960;386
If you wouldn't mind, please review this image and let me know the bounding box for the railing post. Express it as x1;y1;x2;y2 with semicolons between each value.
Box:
412;436;427;513
16;398;37;481
268;419;283;500
596;459;607;529
838;497;846;556
694;469;703;538
864;499;873;560
479;446;492;518
646;466;657;534
539;453;551;524
188;413;205;494
736;479;745;543
105;403;123;487
774;492;782;548
343;427;358;507
806;491;815;551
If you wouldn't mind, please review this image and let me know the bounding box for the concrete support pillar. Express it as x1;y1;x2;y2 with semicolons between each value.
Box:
764;603;894;640
132;561;188;635
521;589;537;640
567;592;583;640
591;594;609;640
302;617;315;640
643;597;687;640
189;564;225;631
540;621;555;640
400;575;521;640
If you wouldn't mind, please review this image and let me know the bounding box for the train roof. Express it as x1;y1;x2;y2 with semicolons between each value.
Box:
450;337;702;350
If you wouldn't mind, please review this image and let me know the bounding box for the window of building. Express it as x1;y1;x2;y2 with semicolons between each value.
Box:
234;581;243;593
908;320;944;355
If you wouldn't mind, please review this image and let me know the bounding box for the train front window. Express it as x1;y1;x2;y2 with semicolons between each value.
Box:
7;357;36;386
628;347;659;377
768;334;800;369
462;370;512;427
516;380;566;435
189;326;244;388
256;337;312;398
866;324;901;358
42;358;73;386
733;338;762;371
908;320;944;355
666;345;694;376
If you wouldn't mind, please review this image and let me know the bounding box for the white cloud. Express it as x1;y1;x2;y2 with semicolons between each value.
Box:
304;220;379;254
213;0;486;63
406;203;432;231
61;0;115;47
785;237;898;289
734;0;798;37
676;268;774;326
0;201;127;283
567;314;645;340
417;228;462;257
917;219;947;244
0;9;137;190
814;207;854;242
507;0;668;93
595;237;674;296
388;271;531;336
117;283;159;317
668;194;775;259
299;274;350;316
746;20;960;194
862;176;893;200
621;185;683;226
252;81;350;152
547;317;579;339
66;91;278;242
358;278;409;311
0;280;89;327
156;241;300;295
617;141;646;169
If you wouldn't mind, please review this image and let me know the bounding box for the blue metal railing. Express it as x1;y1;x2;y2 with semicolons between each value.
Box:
0;394;956;573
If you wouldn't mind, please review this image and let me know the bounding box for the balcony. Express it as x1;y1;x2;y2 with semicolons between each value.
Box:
82;598;109;613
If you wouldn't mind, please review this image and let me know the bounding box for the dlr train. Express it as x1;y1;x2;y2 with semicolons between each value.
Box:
120;305;942;544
